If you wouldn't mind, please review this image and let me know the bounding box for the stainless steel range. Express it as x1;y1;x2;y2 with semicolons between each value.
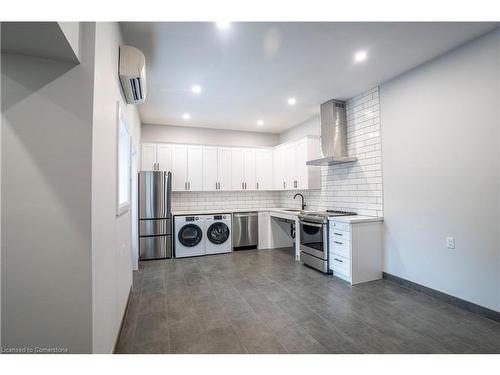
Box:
298;210;356;273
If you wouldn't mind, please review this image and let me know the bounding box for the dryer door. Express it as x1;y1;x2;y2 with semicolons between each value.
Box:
207;222;230;245
178;224;203;247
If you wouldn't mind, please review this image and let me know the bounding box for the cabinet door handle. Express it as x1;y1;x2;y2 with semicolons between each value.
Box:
245;182;247;190
242;182;244;190
188;182;190;190
283;181;285;189
334;258;343;263
334;241;343;245
256;182;259;190
334;232;342;236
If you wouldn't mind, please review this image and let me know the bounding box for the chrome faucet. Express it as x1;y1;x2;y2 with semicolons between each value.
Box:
293;193;306;211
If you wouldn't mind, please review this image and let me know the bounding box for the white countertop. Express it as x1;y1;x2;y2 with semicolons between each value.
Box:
171;207;300;217
171;207;383;224
328;215;384;224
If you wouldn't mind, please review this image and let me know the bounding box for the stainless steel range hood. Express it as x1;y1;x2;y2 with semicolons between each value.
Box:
306;99;357;166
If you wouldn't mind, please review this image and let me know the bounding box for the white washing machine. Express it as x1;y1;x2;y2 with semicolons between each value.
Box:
174;215;205;258
205;214;232;255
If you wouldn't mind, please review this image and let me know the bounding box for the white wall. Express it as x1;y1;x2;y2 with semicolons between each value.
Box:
380;29;500;311
142;123;279;147
1;24;96;352
279;115;320;143
91;22;142;353
280;87;383;217
58;22;81;62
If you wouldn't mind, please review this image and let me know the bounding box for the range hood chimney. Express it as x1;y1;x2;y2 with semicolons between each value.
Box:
306;99;357;166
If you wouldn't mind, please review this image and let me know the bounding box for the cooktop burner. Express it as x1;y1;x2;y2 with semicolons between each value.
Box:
298;210;357;223
326;210;358;216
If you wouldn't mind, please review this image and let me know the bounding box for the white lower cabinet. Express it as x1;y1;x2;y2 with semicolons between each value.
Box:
328;220;383;285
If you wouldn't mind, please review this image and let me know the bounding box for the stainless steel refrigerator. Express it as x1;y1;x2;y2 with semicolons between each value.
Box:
138;171;172;260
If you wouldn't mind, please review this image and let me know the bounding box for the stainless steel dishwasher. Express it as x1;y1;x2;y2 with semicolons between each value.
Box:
232;212;258;250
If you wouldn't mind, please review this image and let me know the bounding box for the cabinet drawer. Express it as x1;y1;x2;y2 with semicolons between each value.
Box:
329;221;350;232
329;237;350;258
330;254;351;278
330;228;350;241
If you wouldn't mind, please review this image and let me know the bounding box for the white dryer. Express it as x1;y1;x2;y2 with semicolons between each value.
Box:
205;214;232;255
174;215;205;258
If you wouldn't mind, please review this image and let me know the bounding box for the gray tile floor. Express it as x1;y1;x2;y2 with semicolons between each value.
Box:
115;248;500;354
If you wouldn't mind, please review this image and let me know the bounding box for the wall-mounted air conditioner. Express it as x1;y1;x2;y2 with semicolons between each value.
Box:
119;45;147;104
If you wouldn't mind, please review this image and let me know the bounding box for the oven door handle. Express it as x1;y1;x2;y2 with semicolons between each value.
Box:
299;220;323;228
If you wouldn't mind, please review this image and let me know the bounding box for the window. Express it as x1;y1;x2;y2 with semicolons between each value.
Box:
116;103;131;216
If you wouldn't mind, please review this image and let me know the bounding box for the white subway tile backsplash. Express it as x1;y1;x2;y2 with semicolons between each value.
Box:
280;87;383;217
171;190;281;212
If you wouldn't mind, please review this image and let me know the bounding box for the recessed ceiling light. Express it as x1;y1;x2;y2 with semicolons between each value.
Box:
182;113;191;120
257;120;264;127
354;50;368;63
287;97;296;106
216;22;231;30
191;85;202;95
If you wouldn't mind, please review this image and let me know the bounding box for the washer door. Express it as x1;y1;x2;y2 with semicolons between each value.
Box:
207;222;230;245
178;224;203;247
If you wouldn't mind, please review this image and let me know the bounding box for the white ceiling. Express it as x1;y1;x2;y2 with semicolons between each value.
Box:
120;22;497;133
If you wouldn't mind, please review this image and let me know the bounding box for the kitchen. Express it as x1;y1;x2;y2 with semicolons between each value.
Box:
1;15;500;362
138;91;384;284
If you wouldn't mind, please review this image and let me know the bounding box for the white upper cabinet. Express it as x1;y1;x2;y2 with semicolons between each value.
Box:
217;147;232;191
156;144;172;172
204;146;233;191
271;136;321;190
284;143;296;189
141;136;320;192
273;146;285;190
141;143;157;171
255;149;273;190
141;143;171;172
187;145;203;191
300;137;321;190
243;149;256;190
171;144;188;191
231;148;245;190
203;146;218;191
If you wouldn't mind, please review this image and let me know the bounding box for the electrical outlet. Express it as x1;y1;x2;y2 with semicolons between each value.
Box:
446;237;455;249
